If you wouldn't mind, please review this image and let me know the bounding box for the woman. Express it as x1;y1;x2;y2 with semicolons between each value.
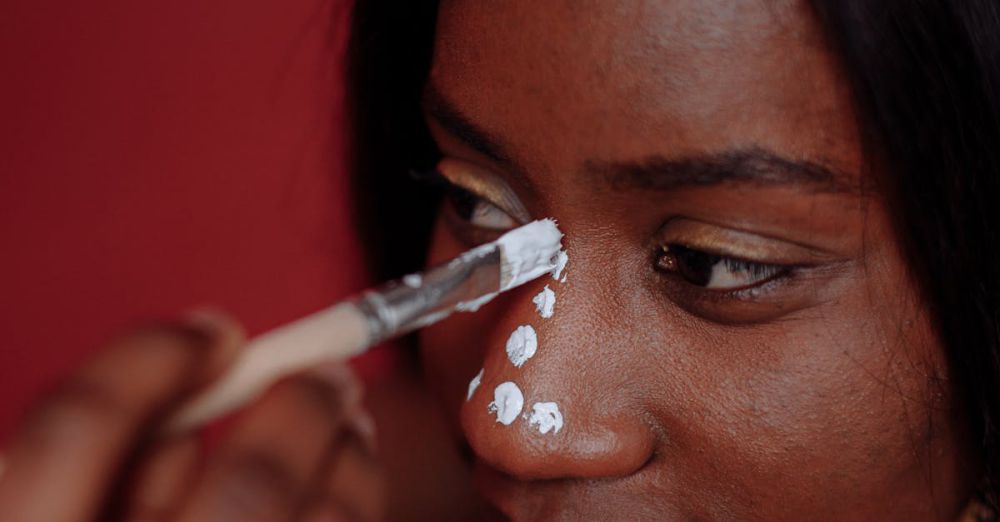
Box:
1;0;998;519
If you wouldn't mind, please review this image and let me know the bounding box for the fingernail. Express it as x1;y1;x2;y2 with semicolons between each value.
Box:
182;307;244;378
183;308;234;339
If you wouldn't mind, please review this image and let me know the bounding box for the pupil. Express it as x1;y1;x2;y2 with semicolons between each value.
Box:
670;245;720;287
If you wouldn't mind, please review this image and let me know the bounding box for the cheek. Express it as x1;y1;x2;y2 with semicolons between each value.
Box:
416;205;966;517
655;234;958;515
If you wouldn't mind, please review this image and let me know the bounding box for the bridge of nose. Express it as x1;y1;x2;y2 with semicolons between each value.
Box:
459;251;657;481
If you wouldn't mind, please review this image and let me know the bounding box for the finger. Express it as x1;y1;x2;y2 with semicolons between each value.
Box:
175;372;358;522
126;311;247;521
0;317;239;522
300;418;384;522
125;435;200;521
181;308;248;384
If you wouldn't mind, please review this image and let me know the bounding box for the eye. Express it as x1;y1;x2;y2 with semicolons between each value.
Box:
444;184;517;231
656;244;790;290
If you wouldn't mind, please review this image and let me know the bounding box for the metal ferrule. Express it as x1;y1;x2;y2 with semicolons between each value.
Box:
353;244;502;345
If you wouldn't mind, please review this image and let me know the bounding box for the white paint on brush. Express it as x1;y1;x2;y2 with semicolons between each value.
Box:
532;285;556;319
452;241;503;311
455;292;497;312
527;402;564;434
403;273;422;288
497;219;564;290
551;250;569;281
454;219;564;313
467;368;484;401
488;382;524;425
505;325;537;368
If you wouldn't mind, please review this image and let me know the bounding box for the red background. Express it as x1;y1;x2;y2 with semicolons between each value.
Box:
0;0;374;438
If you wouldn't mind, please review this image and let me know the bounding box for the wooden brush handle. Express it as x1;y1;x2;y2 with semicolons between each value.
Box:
165;302;370;434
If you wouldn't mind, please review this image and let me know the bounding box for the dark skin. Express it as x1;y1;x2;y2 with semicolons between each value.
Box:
419;0;979;519
0;1;981;520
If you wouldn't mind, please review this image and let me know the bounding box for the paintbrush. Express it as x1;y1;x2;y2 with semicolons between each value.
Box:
165;219;565;433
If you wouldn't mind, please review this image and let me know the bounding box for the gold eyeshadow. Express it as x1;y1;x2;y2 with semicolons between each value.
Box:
656;218;829;266
437;158;532;224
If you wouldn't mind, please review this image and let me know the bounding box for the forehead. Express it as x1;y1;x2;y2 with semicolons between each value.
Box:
430;0;861;184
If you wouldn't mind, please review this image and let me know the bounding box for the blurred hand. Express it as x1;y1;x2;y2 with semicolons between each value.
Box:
0;312;383;521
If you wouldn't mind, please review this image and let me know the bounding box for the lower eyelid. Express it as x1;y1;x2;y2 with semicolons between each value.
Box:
652;272;809;325
719;270;796;299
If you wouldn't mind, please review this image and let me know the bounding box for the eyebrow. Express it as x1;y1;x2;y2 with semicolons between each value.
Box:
589;148;857;194
422;82;857;195
423;82;528;177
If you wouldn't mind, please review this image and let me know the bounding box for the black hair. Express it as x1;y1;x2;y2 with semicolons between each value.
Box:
346;0;1000;509
811;0;1000;509
346;1;441;279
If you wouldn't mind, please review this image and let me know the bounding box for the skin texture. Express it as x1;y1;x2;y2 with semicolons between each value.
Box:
0;2;984;520
418;0;980;519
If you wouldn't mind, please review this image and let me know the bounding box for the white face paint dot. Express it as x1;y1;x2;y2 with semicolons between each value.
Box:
467;368;484;401
527;402;564;434
488;382;524;425
532;285;556;319
505;325;538;368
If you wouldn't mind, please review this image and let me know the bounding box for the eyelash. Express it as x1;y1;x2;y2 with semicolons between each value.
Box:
425;173;520;246
655;244;795;296
446;185;516;227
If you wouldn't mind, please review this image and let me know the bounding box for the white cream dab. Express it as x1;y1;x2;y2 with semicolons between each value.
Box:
456;219;564;312
403;273;422;288
505;325;537;367
527;402;564;434
552;250;569;282
497;219;564;290
488;382;524;425
403;274;424;288
467;368;484;401
532;285;556;319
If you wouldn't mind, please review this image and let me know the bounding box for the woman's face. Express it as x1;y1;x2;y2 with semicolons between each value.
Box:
418;0;977;519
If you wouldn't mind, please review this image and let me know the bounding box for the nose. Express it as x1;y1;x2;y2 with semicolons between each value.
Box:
460;269;656;480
